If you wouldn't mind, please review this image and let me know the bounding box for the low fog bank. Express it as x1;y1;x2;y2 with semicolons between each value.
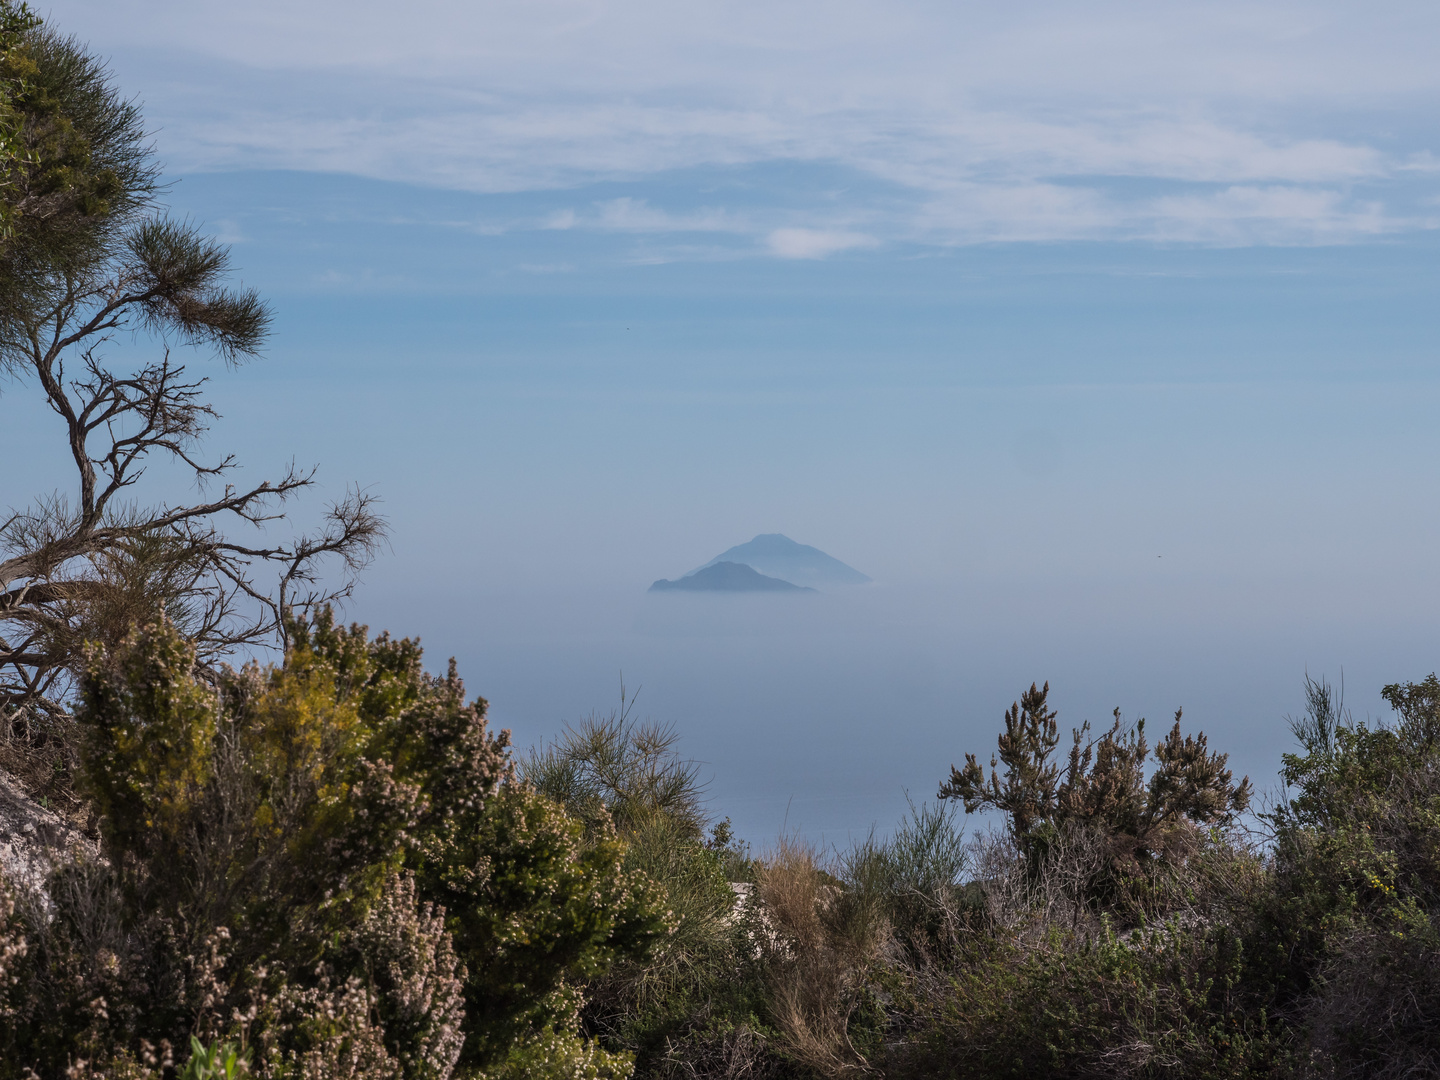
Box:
355;575;1437;847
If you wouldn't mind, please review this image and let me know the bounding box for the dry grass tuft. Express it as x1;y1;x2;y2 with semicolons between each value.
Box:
755;837;876;1078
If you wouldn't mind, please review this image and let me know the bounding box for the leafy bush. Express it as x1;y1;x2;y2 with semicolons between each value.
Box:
521;695;778;1079
520;693;707;839
0;613;668;1079
446;780;667;1071
1261;674;1440;1077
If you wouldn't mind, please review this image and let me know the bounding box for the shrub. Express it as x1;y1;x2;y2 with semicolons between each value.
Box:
840;797;971;964
0;612;668;1078
890;917;1284;1080
519;694;707;839
442;779;668;1070
520;696;774;1079
939;682;1252;919
1263;674;1440;1076
754;837;880;1077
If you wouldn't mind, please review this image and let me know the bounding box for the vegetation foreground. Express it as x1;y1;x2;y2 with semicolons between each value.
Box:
6;612;1440;1080
3;3;1440;1077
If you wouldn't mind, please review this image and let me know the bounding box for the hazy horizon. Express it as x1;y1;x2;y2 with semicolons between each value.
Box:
8;2;1440;845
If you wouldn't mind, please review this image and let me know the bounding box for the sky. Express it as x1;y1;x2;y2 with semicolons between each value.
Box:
12;0;1440;844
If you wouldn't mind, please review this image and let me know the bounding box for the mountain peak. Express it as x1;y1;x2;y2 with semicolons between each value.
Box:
687;535;870;588
650;561;815;593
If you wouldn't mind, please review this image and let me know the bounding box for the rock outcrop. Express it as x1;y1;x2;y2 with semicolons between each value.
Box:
0;768;93;892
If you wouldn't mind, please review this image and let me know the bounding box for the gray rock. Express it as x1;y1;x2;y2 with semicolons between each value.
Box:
0;769;93;893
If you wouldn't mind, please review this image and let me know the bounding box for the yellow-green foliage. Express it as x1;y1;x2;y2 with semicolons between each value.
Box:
482;983;634;1080
443;781;670;1069
81;621;218;850
0;612;668;1079
79;619;426;961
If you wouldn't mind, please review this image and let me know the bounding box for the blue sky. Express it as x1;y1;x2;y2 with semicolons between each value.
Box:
14;1;1440;841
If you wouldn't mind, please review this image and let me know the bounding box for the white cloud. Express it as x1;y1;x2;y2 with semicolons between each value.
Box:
208;217;247;244
767;228;877;259
44;0;1440;247
1144;185;1395;244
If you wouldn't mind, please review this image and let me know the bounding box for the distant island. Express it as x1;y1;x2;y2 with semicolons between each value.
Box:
649;561;815;593
688;533;870;588
649;534;869;592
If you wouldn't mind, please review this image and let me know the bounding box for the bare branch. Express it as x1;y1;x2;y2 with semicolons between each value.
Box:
0;28;389;729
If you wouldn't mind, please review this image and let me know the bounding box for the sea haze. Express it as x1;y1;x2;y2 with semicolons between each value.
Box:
358;574;1438;847
8;166;1440;847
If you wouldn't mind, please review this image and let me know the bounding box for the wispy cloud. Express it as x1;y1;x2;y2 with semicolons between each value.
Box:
51;0;1440;250
1144;186;1397;244
767;228;877;259
593;198;746;233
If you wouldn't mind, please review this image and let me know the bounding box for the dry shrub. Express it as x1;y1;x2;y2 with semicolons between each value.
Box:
0;707;86;827
969;822;1108;941
754;838;875;1078
656;1017;782;1080
969;814;1260;949
1300;918;1440;1080
9;856;151;1064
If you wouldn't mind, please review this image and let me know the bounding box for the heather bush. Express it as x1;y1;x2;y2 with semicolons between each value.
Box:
9;609;1440;1080
0;613;668;1079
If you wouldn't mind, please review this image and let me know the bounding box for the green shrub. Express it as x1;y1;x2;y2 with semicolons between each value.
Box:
519;696;707;840
1262;674;1440;1076
840;797;971;963
441;780;669;1069
520;697;777;1078
0;613;668;1079
891;919;1284;1079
